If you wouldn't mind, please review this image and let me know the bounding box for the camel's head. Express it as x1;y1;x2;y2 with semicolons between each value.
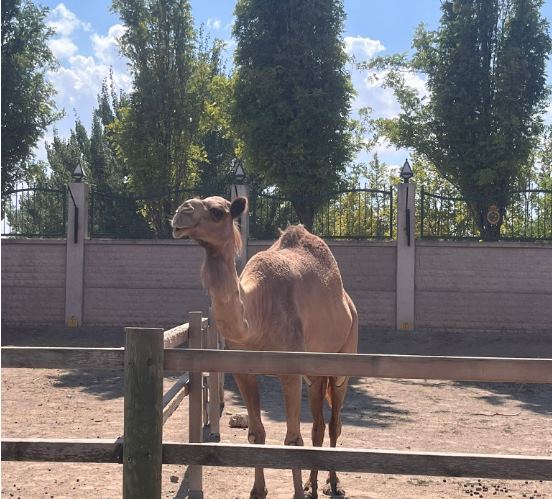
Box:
171;195;247;251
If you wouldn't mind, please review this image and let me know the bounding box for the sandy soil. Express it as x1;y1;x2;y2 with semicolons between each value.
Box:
2;328;551;499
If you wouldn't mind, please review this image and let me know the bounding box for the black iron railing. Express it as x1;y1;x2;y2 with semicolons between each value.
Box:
249;188;394;240
89;188;228;239
418;187;552;241
1;186;67;238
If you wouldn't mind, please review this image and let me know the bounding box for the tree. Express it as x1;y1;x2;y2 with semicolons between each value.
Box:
1;0;60;197
233;0;354;229
110;0;225;236
363;0;551;240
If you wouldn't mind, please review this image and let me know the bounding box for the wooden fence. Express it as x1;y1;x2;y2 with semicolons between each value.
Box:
2;315;552;498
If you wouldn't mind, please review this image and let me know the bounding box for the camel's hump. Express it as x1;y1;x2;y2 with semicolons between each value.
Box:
274;225;336;264
276;225;315;248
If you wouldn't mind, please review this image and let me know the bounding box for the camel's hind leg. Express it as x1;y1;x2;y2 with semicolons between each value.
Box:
304;376;327;498
323;377;349;497
233;373;267;499
280;374;305;499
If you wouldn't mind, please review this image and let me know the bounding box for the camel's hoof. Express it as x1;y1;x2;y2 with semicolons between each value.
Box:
249;488;268;499
303;479;318;498
322;478;345;497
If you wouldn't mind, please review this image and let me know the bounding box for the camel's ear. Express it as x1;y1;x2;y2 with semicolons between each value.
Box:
230;197;247;218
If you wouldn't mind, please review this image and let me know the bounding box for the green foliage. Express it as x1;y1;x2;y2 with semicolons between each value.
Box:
110;0;231;236
195;72;240;195
233;0;354;229
362;0;552;240
1;0;61;196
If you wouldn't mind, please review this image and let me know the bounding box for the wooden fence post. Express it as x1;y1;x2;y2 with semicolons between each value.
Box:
206;307;222;442
188;311;204;499
123;327;164;499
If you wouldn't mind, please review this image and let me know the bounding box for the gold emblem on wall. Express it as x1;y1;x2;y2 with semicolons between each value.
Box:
486;204;500;225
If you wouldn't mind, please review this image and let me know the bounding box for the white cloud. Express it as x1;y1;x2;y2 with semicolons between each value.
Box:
207;18;222;30
344;36;385;60
91;24;127;64
49;54;131;102
48;36;78;59
46;3;91;36
355;69;428;119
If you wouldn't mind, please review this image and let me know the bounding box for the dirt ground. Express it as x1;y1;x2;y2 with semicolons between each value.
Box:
2;327;552;499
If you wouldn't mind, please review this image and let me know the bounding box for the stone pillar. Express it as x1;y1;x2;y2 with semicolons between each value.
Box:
231;183;250;273
65;181;89;327
396;182;416;331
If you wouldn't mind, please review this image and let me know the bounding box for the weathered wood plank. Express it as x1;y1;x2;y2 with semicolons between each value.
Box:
164;350;552;384
3;439;551;481
188;312;204;498
162;374;189;425
3;347;551;384
1;438;122;463
206;308;221;439
163;323;189;349
163;443;552;481
1;346;124;370
123;327;164;499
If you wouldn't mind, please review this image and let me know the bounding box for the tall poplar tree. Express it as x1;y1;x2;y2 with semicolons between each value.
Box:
110;0;225;236
364;0;551;240
233;0;354;229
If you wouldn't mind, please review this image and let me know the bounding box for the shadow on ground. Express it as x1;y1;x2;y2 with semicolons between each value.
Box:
223;373;411;429
48;369;124;400
454;381;552;415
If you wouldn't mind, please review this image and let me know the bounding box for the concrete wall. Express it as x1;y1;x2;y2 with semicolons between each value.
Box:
2;240;66;325
2;237;551;332
416;241;552;332
249;241;397;329
83;239;209;328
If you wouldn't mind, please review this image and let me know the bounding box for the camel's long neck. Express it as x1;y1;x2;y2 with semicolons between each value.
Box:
201;244;251;345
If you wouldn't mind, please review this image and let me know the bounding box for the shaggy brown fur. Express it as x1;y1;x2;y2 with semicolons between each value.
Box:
171;196;358;499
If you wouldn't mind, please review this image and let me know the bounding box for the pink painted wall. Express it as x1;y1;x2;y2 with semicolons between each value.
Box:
3;238;551;332
2;240;66;325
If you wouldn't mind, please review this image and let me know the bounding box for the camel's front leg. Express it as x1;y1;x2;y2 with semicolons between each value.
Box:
280;374;305;499
233;373;267;499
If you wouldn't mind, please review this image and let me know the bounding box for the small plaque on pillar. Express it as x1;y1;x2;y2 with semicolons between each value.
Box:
399;322;413;331
487;204;500;225
67;316;79;328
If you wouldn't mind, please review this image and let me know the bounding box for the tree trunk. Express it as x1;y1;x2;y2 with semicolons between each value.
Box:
293;198;314;231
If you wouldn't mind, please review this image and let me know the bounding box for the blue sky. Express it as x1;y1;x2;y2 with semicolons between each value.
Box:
38;0;552;174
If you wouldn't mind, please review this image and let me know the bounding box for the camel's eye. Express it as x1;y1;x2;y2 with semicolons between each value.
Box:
209;207;225;221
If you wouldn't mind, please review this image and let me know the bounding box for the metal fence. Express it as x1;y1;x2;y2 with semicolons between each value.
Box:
89;188;228;239
249;188;394;240
418;187;552;241
1;186;67;238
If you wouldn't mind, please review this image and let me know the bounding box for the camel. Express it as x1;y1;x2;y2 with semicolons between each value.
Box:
171;195;358;499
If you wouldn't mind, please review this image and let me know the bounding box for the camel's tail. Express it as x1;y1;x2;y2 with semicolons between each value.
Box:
324;378;333;409
324;376;347;409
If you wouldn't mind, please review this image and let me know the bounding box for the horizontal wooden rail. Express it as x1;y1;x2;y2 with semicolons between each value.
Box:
165;349;552;384
3;347;552;383
2;438;123;463
3;439;551;481
163;323;189;349
163;374;190;424
162;319;208;349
